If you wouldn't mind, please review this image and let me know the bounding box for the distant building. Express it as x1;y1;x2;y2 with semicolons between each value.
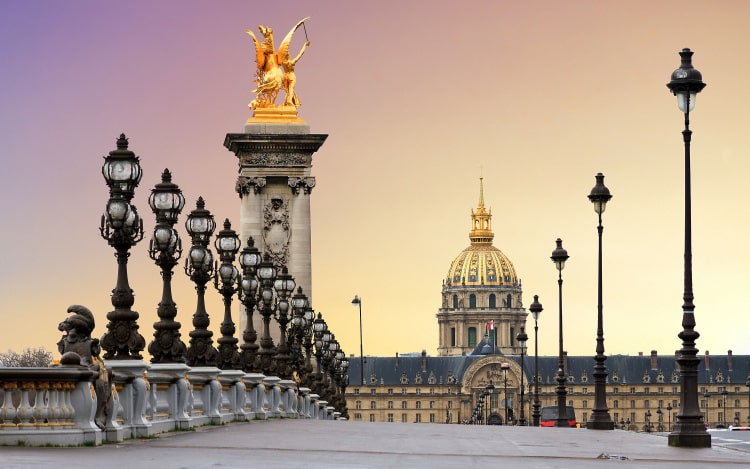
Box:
345;180;750;430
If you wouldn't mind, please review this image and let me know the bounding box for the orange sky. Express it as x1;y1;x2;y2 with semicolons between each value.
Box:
1;1;749;361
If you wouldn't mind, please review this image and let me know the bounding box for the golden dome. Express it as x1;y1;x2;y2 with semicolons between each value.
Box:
446;178;519;287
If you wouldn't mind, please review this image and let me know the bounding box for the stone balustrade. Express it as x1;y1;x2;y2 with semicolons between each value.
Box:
0;362;342;447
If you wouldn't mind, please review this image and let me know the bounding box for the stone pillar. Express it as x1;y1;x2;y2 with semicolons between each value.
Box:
225;123;327;343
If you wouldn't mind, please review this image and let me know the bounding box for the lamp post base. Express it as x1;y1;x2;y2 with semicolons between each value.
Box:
668;431;711;448
587;419;615;430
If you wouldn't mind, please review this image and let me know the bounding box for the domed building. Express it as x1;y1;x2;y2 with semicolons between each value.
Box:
437;178;526;356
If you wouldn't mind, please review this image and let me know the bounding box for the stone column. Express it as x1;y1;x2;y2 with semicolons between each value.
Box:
225;123;327;344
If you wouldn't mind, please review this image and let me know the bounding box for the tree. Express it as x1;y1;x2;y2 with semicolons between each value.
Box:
0;347;53;367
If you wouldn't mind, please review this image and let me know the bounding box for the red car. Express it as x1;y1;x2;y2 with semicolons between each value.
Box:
540;405;577;427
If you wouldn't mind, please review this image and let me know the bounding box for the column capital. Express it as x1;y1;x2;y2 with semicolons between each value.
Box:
236;176;267;197
288;177;316;195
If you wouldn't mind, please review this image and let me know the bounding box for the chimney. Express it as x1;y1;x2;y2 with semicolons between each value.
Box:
638;351;643;357
704;350;710;370
395;352;399;367
650;350;658;370
728;350;733;372
421;350;427;372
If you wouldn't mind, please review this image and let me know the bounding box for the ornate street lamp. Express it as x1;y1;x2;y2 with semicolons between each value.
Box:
667;403;673;432
529;295;543;426
587;172;615;430
550;238;570;427
238;237;261;372
485;381;495;425
352;295;364;386
214;219;241;370
312;312;328;394
703;389;711;427
666;48;710;448
256;254;278;375
516;327;528;426
289;286;310;379
184;197;219;367
147;168;187;363
501;362;510;424
99;134;146;360
273;266;296;379
657;407;663;432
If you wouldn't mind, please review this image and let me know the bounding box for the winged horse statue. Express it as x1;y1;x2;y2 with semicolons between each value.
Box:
246;17;310;110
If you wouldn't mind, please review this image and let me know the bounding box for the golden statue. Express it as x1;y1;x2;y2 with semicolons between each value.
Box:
246;17;310;122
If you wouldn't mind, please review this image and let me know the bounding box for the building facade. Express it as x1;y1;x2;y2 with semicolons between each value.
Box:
437;178;525;356
345;181;750;430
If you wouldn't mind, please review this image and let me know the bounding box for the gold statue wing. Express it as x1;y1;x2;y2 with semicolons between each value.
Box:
246;28;265;68
277;17;310;65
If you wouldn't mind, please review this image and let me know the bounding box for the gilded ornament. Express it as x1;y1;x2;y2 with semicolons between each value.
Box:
246;18;311;122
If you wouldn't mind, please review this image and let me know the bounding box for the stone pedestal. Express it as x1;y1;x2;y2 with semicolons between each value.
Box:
224;124;327;344
187;367;222;425
148;363;192;431
106;359;151;439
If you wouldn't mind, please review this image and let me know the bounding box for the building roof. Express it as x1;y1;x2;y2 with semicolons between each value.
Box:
348;352;750;388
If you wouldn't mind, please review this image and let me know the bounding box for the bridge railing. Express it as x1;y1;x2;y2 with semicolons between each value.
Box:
1;362;339;446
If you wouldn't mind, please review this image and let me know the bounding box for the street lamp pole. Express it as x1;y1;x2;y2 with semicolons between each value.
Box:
529;296;543;426
587;173;614;430
516;327;528;426
666;48;710;448
501;362;510;424
551;238;569;427
352;295;364;385
667;403;673;432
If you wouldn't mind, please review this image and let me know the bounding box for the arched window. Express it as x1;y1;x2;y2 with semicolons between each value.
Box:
469;294;476;309
468;327;477;347
489;294;496;308
452;294;458;309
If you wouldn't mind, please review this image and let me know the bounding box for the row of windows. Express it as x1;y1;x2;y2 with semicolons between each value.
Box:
451;293;514;309
355;400;445;410
353;413;438;423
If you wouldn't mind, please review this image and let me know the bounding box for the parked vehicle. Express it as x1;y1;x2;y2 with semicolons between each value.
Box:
540;405;577;427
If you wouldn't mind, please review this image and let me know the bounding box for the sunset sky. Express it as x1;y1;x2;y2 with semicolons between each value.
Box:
2;1;749;362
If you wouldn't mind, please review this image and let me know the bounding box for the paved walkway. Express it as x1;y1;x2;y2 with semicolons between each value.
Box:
2;420;749;468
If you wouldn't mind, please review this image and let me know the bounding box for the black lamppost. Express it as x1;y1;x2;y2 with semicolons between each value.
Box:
551;238;570;427
501;362;510;424
529;295;543;426
273;267;296;379
214;219;241;370
312;312;328;393
184;197;218;367
666;48;710;448
99;134;146;360
667;403;673;432
703;390;710;428
657;407;663;432
289;287;310;379
238;237;261;372
352;295;364;386
646;410;652;432
516;327;528;426
587;173;615;430
256;254;278;375
485;381;495;425
147;168;187;363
